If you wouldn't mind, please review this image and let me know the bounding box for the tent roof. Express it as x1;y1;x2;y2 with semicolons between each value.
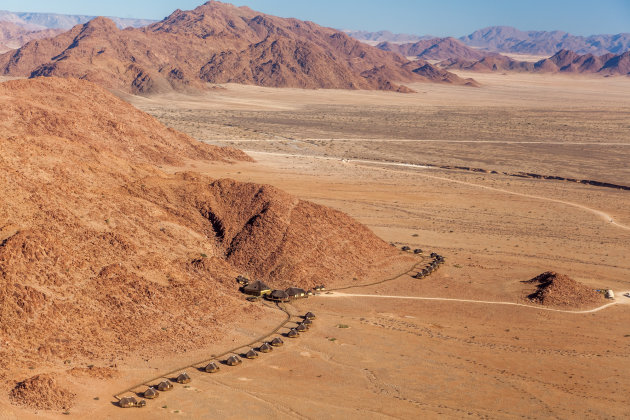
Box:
243;280;271;293
286;287;307;295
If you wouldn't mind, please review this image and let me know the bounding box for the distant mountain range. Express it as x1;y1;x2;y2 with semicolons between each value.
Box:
462;26;630;56
349;26;630;56
371;34;630;76
377;37;486;61
0;1;476;95
0;21;62;53
441;49;630;76
0;10;155;30
343;30;431;45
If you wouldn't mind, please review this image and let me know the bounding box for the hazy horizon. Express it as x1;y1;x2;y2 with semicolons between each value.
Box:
1;0;629;37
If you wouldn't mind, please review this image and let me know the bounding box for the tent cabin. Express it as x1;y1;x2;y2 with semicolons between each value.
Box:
302;318;313;326
286;287;307;300
245;349;259;359
259;342;273;353
414;249;423;254
401;246;411;252
287;328;300;338
236;275;249;285
296;323;308;332
205;362;220;373
242;280;272;297
268;290;290;302
176;372;192;384
119;396;146;408
226;355;242;366
270;337;284;347
143;387;159;399
157;380;173;391
304;312;316;320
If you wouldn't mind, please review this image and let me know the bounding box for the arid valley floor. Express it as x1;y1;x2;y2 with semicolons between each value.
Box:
2;72;630;419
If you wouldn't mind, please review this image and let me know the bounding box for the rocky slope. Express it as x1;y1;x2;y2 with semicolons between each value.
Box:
441;49;630;75
525;272;604;308
377;37;487;61
0;1;474;94
0;77;406;408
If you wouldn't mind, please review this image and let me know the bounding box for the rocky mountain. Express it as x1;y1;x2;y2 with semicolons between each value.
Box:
0;77;407;400
440;49;630;76
536;50;630;75
0;21;62;53
460;26;630;56
0;1;475;94
377;37;487;61
0;10;155;30
343;30;430;44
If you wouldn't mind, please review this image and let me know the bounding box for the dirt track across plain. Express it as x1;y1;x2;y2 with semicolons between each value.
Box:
246;150;630;232
321;291;629;314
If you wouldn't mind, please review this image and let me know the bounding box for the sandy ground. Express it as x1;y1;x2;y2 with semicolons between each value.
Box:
5;73;630;418
127;73;630;185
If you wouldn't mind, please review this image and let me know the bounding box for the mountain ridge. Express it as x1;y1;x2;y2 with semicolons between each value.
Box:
0;1;476;94
461;26;630;55
347;26;630;56
0;10;155;30
440;49;630;75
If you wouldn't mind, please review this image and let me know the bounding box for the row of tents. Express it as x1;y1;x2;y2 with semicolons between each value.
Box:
414;253;445;279
119;312;317;408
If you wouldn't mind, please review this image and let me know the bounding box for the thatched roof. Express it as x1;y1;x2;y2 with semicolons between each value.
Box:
270;337;284;347
176;372;191;384
269;290;290;301
259;342;273;353
243;280;271;294
226;355;242;366
286;287;307;297
205;362;220;373
157;380;173;391
143;387;159;399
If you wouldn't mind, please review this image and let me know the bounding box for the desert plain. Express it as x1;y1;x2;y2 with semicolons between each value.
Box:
1;71;630;419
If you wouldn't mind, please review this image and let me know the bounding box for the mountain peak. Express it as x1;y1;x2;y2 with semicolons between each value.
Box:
0;2;474;94
82;16;118;31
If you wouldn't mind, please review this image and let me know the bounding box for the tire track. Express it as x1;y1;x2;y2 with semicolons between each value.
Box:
323;292;625;314
246;151;630;232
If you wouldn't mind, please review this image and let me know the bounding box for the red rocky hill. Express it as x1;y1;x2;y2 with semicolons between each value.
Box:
0;77;408;408
0;1;475;94
378;37;487;61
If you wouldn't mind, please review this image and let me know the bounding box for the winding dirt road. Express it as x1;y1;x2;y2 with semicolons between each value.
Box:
246;151;630;232
320;291;630;314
